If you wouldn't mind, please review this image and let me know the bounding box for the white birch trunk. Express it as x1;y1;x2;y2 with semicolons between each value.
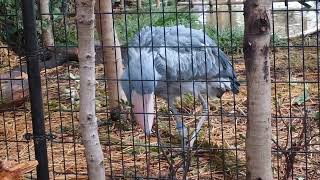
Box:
156;0;160;8
76;0;105;179
244;0;273;179
39;0;54;47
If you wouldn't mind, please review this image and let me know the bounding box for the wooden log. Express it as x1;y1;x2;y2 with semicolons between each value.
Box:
0;47;81;111
0;70;29;111
0;45;108;111
0;160;38;180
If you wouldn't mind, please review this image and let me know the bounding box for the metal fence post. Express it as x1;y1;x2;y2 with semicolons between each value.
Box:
21;0;50;179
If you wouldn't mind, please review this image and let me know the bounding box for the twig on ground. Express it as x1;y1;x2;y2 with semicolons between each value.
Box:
282;109;308;180
155;125;177;179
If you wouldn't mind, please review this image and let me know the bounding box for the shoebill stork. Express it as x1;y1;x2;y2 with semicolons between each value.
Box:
121;25;240;146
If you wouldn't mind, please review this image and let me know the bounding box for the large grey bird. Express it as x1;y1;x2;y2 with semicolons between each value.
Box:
121;25;239;144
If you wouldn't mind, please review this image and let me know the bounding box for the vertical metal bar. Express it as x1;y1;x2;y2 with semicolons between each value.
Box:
271;2;281;179
21;1;49;180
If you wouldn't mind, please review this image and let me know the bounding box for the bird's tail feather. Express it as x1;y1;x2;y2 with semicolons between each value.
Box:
231;79;240;94
217;49;240;94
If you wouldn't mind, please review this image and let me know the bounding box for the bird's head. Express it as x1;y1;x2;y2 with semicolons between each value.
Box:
121;50;159;135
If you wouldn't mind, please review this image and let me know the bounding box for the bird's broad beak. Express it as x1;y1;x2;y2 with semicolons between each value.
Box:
131;91;155;135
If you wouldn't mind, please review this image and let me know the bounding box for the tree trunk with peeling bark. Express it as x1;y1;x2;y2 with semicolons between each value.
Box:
137;0;141;8
95;0;126;114
76;0;105;179
244;0;272;179
156;0;160;8
39;0;54;47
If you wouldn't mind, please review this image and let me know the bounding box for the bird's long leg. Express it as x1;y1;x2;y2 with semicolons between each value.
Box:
181;94;209;177
175;93;210;178
168;96;188;149
189;93;209;148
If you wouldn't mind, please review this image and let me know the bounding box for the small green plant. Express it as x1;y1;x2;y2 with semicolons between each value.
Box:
50;6;78;46
115;6;199;44
271;33;288;46
205;26;244;54
205;26;287;54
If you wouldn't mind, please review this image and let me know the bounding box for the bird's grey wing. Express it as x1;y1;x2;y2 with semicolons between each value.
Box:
127;25;239;93
153;27;220;79
128;26;181;80
153;26;239;93
128;26;167;50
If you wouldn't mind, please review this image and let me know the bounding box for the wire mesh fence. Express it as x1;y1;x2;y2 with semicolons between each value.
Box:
0;0;319;179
